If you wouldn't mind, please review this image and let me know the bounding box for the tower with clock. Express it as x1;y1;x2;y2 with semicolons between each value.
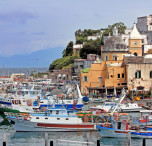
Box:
129;23;142;56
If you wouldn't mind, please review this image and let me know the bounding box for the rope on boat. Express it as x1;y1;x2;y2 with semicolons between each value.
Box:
129;115;146;127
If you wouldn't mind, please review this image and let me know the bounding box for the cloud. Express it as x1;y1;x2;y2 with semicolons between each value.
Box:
0;11;37;24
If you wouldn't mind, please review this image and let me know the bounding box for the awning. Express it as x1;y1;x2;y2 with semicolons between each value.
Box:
137;86;144;90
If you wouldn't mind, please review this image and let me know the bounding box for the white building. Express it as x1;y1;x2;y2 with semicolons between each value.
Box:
137;14;152;45
87;35;101;41
73;44;83;54
137;14;152;32
104;26;147;47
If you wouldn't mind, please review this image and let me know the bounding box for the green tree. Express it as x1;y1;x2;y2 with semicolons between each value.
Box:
49;54;80;70
75;29;102;44
103;22;126;36
79;38;101;59
62;41;73;57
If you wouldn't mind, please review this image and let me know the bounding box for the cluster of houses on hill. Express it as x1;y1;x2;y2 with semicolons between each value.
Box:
80;15;152;96
50;14;152;96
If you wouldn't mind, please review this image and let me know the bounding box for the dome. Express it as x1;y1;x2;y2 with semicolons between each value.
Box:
144;54;152;58
103;36;128;52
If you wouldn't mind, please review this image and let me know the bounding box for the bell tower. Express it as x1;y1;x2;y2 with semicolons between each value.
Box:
129;23;142;56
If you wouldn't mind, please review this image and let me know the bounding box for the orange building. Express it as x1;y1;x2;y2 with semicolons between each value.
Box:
80;24;142;95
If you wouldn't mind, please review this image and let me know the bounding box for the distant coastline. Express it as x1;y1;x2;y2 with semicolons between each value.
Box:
0;67;49;76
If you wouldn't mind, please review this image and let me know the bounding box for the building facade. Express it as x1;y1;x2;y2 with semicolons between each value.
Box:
124;55;152;91
49;68;72;82
80;24;145;95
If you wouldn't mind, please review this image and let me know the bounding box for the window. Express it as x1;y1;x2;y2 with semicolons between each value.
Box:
83;76;88;82
135;71;141;78
122;73;124;78
99;77;102;82
113;55;118;61
113;56;118;61
118;83;120;86
117;74;120;79
66;118;69;120
56;111;59;115
50;110;52;114
36;117;39;119
105;55;109;61
45;118;48;119
150;71;152;78
57;118;60;120
121;83;127;85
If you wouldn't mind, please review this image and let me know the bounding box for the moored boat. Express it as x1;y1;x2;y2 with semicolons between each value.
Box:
10;107;97;132
97;113;152;138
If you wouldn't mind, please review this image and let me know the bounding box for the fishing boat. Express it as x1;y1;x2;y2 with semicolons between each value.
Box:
0;96;12;106
89;102;117;112
97;113;152;138
131;110;152;126
10;106;97;132
118;103;142;112
0;85;43;106
96;91;152;138
39;84;84;110
39;98;83;110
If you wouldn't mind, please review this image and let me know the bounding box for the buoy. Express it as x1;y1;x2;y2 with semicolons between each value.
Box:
122;119;127;124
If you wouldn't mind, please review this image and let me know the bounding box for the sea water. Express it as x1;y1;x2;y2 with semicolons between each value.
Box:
0;125;151;146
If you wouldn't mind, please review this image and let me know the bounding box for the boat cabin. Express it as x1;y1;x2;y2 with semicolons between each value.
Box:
31;107;70;116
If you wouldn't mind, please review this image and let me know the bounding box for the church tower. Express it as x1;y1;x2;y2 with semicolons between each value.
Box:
129;24;142;56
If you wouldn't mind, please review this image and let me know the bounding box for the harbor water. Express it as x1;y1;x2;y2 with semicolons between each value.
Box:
0;124;152;146
0;99;152;145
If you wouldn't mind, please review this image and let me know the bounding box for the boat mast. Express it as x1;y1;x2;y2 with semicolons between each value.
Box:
111;89;126;115
76;84;83;99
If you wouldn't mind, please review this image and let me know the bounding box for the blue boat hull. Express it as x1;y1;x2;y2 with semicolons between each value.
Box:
97;126;152;138
40;104;83;110
0;101;11;105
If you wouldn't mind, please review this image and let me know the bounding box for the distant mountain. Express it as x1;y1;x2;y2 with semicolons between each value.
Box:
0;47;63;68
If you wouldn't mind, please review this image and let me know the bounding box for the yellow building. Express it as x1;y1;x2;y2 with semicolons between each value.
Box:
129;24;142;56
80;24;142;95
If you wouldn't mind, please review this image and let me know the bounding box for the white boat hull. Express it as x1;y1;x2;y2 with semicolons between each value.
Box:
11;119;96;132
119;108;142;112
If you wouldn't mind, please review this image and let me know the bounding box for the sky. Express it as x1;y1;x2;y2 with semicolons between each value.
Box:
0;0;152;68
